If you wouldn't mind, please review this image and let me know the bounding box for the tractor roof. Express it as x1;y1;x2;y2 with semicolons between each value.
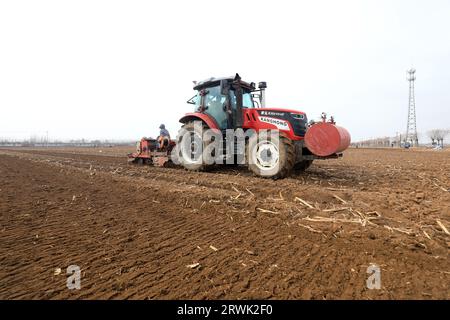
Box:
193;74;255;91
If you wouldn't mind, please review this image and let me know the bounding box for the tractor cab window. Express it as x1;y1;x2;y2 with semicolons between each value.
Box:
242;92;254;108
229;90;254;109
204;86;227;110
204;86;228;129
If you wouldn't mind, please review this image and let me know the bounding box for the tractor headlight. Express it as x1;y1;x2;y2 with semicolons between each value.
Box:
291;113;304;120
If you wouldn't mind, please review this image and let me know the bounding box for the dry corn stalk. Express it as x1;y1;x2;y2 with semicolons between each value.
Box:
333;195;347;204
294;197;315;209
436;220;449;235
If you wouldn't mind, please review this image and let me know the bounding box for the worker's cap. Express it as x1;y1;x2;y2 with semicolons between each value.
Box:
159;124;165;129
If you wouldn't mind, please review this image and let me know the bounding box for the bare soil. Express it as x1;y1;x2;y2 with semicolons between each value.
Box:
0;147;448;299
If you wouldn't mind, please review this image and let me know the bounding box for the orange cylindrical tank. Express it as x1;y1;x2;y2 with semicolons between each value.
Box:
304;122;351;157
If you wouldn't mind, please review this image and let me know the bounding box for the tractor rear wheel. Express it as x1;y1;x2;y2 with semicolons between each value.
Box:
247;132;295;179
294;160;313;171
176;121;214;171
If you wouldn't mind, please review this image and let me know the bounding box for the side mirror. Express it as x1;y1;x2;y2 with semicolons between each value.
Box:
220;79;229;95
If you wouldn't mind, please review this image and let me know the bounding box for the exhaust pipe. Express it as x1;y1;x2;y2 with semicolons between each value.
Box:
258;82;267;109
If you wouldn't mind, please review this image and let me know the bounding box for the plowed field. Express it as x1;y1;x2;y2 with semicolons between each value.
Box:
0;147;448;299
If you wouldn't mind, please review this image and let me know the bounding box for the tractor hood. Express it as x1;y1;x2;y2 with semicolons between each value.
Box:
257;108;306;116
255;108;308;137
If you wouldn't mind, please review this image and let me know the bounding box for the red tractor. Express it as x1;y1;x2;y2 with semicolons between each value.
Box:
175;74;350;178
130;74;350;179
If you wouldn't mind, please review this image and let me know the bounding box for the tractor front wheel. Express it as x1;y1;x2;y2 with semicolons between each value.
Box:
247;132;295;179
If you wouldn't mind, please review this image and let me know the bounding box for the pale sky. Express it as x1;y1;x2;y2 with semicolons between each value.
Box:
1;0;449;142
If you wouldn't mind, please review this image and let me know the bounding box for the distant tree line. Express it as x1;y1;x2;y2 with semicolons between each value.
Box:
427;129;449;148
354;128;449;148
353;137;393;148
0;137;135;147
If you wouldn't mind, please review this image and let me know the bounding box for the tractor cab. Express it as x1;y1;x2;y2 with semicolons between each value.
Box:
186;74;259;131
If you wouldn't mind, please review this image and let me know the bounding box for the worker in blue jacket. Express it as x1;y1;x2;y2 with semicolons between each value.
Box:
158;124;170;150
